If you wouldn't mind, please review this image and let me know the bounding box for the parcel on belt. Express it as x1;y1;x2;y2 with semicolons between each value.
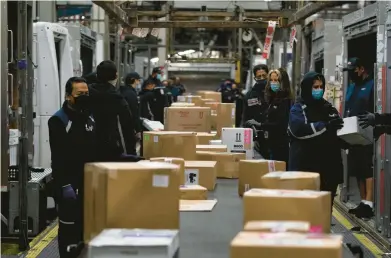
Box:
261;171;320;191
196;151;245;179
164;107;211;132
243;189;331;233
243;220;310;233
196;91;221;103
215;103;236;137
180;185;208;200
196;145;228;152
196;132;217;145
230;232;343;258
171;102;195;107
84;162;180;243
238;160;286;196
150;157;185;185
184;161;217;190
143;131;197;160
178;95;203;106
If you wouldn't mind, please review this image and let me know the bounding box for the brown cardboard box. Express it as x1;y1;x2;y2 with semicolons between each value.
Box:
200;98;215;106
164;107;211;132
84;162;180;243
180;185;208;200
243;189;332;233
196;151;246;178
238;160;286;196
243;220;310;233
143;131;197;160
150;157;185;185
204;102;219;115
184;161;217;190
216;103;235;137
171;102;195;107
196;91;222;102
261;172;320;191
196;145;227;152
196;132;217;145
230;232;343;258
180;95;203;106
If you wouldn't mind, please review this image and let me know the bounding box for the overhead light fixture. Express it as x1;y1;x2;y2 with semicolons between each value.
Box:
256;48;261;53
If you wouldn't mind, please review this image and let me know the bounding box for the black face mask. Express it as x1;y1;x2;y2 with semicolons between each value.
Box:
73;95;90;112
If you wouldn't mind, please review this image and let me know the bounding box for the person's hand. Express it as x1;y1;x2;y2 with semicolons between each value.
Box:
62;185;77;199
244;119;261;129
136;132;141;140
358;112;376;129
327;118;344;131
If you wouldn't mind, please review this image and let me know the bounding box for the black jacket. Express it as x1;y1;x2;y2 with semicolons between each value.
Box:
143;75;162;88
119;85;142;133
89;82;137;159
48;102;96;189
139;89;156;121
288;71;344;184
242;79;268;122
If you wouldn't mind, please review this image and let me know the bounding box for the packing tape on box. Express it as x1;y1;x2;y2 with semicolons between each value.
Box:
268;160;276;171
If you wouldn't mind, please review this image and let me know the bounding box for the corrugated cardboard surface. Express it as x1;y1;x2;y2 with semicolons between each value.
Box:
180;185;208;200
84;162;180;243
196;145;228;152
196;132;217;145
197;91;222;103
243;189;332;233
200;98;215;106
181;95;204;106
196;151;246;179
231;232;343;258
184;161;217;190
164;107;211;132
238;160;286;196
143;131;197;160
261;172;320;191
216;103;236;137
150;157;185;185
243;220;310;233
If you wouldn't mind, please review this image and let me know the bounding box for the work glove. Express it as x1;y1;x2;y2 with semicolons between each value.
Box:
62;184;77;200
358;111;376;129
327;118;344;131
244;119;262;129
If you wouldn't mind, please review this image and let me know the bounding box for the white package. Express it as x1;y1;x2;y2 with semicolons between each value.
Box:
142;119;164;131
221;128;254;159
337;116;373;145
88;228;179;258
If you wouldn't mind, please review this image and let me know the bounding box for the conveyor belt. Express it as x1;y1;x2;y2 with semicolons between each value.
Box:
6;179;381;258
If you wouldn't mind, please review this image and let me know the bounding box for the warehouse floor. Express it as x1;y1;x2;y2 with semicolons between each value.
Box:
1;179;380;258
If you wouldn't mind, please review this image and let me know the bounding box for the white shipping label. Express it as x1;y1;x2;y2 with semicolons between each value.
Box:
152;175;169;188
268;160;276;171
185;169;199;185
153;136;159;143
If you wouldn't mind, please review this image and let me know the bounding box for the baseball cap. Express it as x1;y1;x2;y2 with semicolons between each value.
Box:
127;72;140;80
152;67;161;74
343;57;363;71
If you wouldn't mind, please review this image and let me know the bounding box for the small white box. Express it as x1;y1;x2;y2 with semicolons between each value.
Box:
337;116;373;145
221;128;254;159
88;229;179;258
142;119;164;131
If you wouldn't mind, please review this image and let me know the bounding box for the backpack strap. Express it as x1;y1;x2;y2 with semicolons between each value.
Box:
53;109;72;133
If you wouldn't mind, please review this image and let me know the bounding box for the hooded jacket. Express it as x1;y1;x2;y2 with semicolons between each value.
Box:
288;72;343;186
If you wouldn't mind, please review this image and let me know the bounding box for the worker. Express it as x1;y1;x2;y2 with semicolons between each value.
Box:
288;71;345;210
343;57;374;219
242;64;269;157
245;69;292;163
119;72;143;141
89;60;138;160
139;80;156;121
172;76;186;97
144;67;162;87
48;77;96;258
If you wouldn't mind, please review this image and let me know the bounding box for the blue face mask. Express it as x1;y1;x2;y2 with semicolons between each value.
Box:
270;82;280;92
312;89;324;100
156;74;162;80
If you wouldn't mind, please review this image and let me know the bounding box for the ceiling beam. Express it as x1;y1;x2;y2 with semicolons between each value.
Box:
136;20;270;29
92;1;138;26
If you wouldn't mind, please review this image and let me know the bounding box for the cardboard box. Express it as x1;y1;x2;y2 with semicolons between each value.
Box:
184;161;217;190
261;172;320;191
196;145;228;152
177;95;203;106
171;102;195;107
211;114;217;131
200;98;215;106
238;160;286;196
84;162;180;242
216;103;236;137
164;107;211;132
243;220;310;233
180;185;208;200
88;229;179;258
196;91;222;102
204;102;219;115
337;116;373;145
143;131;197;160
243;189;332;233
150;157;185;185
196;151;246;178
221;128;254;159
196;132;217;145
230;232;343;258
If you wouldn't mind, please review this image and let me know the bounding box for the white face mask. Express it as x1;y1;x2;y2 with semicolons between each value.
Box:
108;78;118;86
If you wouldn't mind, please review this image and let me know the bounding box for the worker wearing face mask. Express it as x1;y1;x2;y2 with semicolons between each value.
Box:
343;57;375;219
48;77;96;258
288;71;345;210
143;67;163;88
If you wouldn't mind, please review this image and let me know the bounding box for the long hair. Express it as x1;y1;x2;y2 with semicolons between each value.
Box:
265;69;282;103
278;67;294;100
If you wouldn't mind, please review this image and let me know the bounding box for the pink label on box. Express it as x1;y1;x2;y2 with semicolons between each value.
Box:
244;129;252;145
309;226;323;233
